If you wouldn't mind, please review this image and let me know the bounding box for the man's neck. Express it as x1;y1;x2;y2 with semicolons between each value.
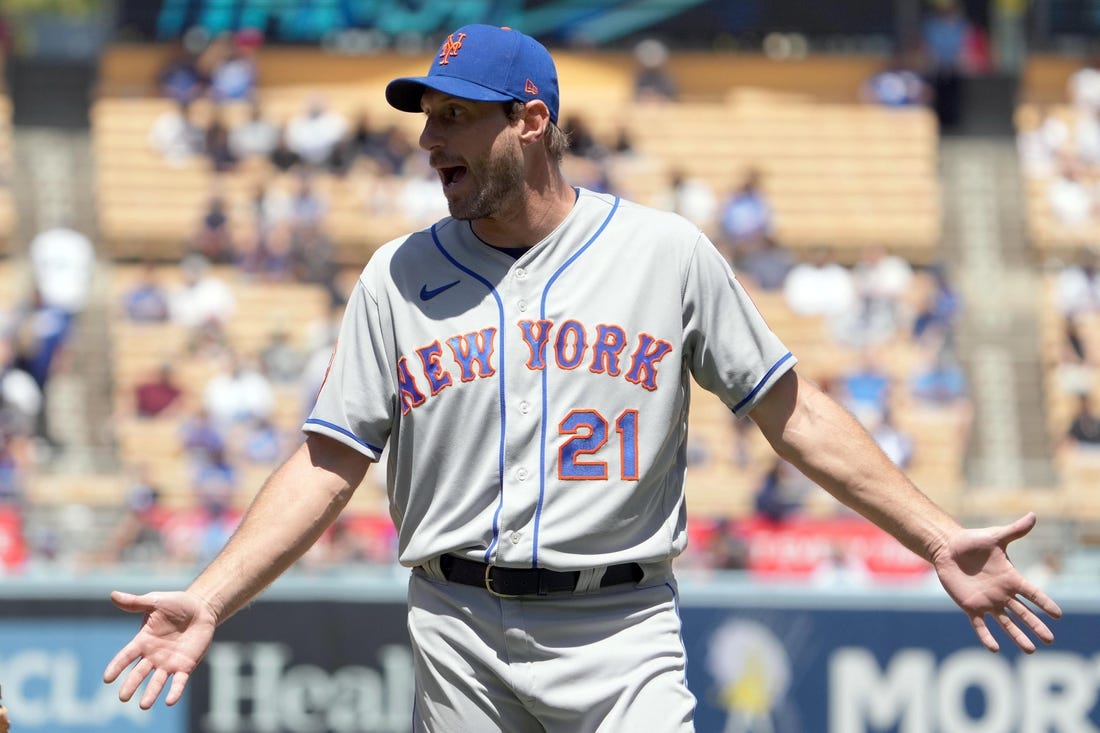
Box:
472;178;576;248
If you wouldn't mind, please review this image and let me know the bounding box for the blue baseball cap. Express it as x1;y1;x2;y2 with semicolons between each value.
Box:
386;24;560;124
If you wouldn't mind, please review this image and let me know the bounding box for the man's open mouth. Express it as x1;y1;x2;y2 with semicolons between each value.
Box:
440;165;468;188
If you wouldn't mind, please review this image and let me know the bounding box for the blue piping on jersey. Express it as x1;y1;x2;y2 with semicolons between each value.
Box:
430;224;509;564
731;351;794;415
303;418;384;454
532;196;621;569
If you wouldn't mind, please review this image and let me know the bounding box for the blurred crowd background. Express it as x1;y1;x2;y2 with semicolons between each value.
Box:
0;0;1096;589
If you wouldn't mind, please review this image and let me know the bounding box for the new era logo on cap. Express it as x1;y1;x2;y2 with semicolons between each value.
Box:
385;24;560;124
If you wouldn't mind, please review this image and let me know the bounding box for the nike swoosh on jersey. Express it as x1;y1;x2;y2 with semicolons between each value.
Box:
419;280;461;301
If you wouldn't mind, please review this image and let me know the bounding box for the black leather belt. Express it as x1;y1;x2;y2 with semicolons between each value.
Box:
438;555;643;598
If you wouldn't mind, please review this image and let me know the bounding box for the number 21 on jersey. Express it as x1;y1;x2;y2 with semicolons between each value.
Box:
558;409;639;481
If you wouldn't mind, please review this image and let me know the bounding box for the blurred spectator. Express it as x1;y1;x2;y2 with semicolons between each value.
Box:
1071;103;1100;167
29;224;94;317
343;110;388;169
169;254;237;330
0;335;42;439
131;363;184;419
1069;52;1100;116
321;514;376;565
366;124;417;176
1016;106;1063;179
195;495;241;565
737;238;795;292
753;457;813;522
695;518;749;571
191;444;238;507
651;168;718;231
921;0;970;131
783;246;858;318
120;262;171;323
1064;393;1100;448
203;110;238;173
560;114;604;161
258;327;305;383
291;225;340;300
186;319;234;361
233;416;292;465
287;171;328;239
1054;313;1095;395
1047;157;1095;228
1063;312;1090;365
239;183;294;279
609;125;636;156
149;100;203;166
269;126;303;173
853;245;913;312
191;193;236;264
909;342;969;406
229;100;280;160
1055;249;1100;317
0;429;26;506
718;168;774;265
195;32;233;89
837;349;893;418
208;30;260;102
843;244;915;347
866;408;914;470
284;95;349;171
11;286;74;448
632;38;678;103
180;407;226;464
812;543;871;587
98;475;171;566
157;41;207;104
202;351;275;427
911;264;962;345
860;50;932;107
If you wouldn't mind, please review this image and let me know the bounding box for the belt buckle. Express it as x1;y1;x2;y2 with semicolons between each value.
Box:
484;565;521;598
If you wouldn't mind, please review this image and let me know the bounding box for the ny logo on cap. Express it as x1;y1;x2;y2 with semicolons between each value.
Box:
438;33;467;66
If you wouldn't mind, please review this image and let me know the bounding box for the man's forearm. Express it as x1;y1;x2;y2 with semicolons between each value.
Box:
751;371;961;564
187;434;370;623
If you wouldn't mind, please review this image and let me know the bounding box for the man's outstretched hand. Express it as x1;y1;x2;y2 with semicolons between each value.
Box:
102;590;219;709
932;512;1063;653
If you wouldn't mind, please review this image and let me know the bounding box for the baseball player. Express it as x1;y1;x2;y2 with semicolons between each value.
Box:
104;24;1062;731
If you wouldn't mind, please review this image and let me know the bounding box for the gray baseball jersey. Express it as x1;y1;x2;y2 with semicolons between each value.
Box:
304;188;794;570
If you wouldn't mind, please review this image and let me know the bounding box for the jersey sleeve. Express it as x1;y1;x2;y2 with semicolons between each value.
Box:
302;276;395;460
683;233;796;417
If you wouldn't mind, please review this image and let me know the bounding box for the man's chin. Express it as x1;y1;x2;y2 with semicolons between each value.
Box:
445;196;484;222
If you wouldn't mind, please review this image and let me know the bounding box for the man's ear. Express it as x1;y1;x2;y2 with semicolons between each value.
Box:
518;100;550;145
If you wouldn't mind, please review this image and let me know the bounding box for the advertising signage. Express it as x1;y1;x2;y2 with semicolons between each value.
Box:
0;589;1095;732
681;602;1100;733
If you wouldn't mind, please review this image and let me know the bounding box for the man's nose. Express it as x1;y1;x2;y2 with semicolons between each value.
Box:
419;118;442;151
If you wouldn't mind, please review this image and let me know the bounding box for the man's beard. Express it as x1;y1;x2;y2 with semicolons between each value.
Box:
446;144;525;222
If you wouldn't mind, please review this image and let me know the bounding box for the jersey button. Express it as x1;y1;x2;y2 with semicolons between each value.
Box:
510;532;522;544
519;401;531;414
517;299;528;312
516;467;529;481
515;268;527;280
